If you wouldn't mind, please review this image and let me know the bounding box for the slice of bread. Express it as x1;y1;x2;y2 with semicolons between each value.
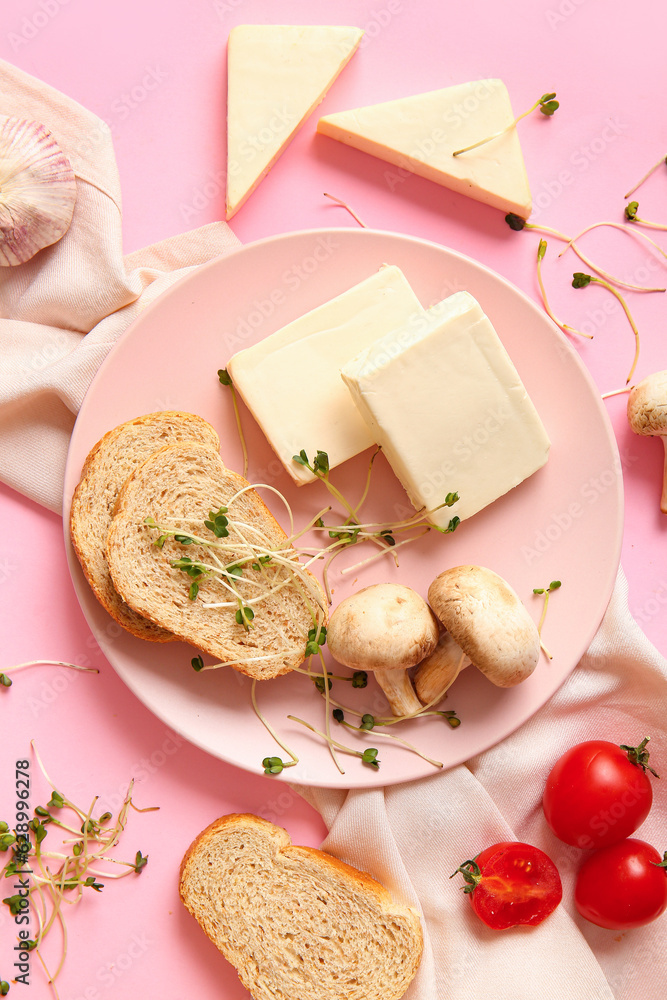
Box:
106;442;327;679
179;814;423;1000
70;411;221;642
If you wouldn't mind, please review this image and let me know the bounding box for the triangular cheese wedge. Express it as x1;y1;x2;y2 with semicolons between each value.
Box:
318;79;532;217
226;25;363;219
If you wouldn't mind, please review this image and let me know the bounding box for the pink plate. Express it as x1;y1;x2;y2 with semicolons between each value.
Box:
63;228;623;788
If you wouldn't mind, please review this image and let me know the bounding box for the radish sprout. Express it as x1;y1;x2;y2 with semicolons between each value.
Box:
453;92;559;157
571;272;641;383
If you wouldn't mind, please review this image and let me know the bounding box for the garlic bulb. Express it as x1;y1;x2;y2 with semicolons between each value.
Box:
0;116;77;266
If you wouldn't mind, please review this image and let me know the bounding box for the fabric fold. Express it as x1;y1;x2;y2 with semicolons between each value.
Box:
298;570;667;1000
0;60;240;513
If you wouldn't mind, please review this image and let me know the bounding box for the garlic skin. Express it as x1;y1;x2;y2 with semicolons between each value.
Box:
0;116;77;266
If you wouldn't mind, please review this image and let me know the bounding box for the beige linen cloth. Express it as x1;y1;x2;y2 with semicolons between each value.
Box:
2;60;666;1000
0;58;241;512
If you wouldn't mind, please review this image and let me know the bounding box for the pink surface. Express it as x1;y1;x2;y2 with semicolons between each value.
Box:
1;0;666;997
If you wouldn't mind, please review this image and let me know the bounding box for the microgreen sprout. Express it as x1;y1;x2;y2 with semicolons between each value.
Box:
452;92;558;157
362;748;380;768
535;240;591;339
439;710;462;728
435;515;461;534
204;506;229;537
571;272;641;382
624;200;667;231
133;850;149;873
330;695;457;767
601;385;634;400
235;605;255;630
218;368;248;478
0;661;98;691
505;214;666;292
533;580;561;660
305;625;327;657
624;155;667;199
303;703;448;769
262;756;287;775
292;449;388;553
323;191;367;228
558;220;667;266
288;713;381;771
293;664;367;691
1;744;156;998
292;449;461;598
144;489;327;661
251;680;299;775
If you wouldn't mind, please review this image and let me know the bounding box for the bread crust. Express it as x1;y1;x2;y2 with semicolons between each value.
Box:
106;441;327;679
179;813;423;1000
70;411;221;641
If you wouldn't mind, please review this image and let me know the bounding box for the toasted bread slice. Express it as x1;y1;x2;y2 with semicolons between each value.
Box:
179;814;423;1000
106;442;326;679
70;412;221;642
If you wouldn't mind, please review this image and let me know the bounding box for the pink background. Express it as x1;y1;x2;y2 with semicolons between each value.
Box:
1;0;666;997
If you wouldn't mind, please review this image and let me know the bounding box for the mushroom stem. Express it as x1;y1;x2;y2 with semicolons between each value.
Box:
414;632;471;706
374;668;424;717
662;437;667;514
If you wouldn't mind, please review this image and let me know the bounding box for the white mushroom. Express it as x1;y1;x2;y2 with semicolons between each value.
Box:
413;630;471;706
627;371;667;513
327;583;439;716
414;565;540;705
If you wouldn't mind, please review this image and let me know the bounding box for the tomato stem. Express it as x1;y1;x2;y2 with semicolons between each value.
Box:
450;859;482;894
620;736;660;779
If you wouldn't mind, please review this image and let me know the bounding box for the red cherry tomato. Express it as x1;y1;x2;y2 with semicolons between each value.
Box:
452;841;562;930
542;738;658;848
575;838;667;929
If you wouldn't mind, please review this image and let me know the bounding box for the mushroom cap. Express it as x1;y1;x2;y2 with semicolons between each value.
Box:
327;583;439;672
627;371;667;436
427;566;539;687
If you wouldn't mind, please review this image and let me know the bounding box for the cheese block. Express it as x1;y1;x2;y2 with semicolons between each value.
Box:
226;25;364;218
227;266;427;484
318;80;532;218
341;291;550;525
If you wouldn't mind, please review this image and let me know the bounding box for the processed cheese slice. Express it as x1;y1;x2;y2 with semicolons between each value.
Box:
227;266;427;484
226;24;364;218
318;80;532;217
341;291;550;525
